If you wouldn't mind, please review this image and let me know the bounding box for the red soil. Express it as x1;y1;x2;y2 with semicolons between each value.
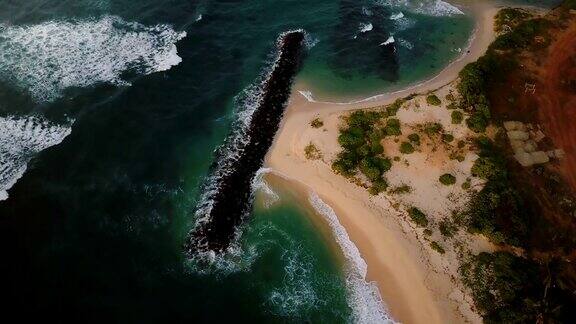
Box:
534;19;576;193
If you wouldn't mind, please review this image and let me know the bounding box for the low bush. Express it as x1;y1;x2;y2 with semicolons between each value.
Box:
399;142;415;154
385;118;402;136
408;207;428;227
408;133;420;145
310;117;324;128
424;122;443;136
451;110;463;124
426;94;442;106
430;241;446;254
439;173;457;186
442;133;454;143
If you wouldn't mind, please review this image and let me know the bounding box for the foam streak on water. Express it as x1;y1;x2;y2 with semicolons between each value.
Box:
308;192;396;323
0;16;186;102
377;0;464;17
0;116;72;200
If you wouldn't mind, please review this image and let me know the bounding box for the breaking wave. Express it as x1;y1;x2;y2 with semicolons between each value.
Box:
359;22;374;33
0;15;186;102
309;192;395;324
0;116;72;201
252;168;280;208
377;0;464;17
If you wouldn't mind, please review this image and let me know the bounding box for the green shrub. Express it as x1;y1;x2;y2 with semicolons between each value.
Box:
369;179;388;195
376;157;392;173
439;219;457;238
408;207;428;227
399;142;415;154
426;94;442;106
408;133;420;145
442;133;455;143
430;241;446;254
360;158;382;182
310;118;324;128
446;93;455;102
439;173;457;185
451;110;464;124
424;122;443;136
385;118;402;136
460;252;542;323
386;98;406;116
424;229;433;236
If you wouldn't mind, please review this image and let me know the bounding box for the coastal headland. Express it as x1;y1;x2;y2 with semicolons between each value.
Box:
266;2;576;323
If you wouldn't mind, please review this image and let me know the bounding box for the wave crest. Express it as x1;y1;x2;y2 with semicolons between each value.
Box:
0;116;72;200
0;15;186;102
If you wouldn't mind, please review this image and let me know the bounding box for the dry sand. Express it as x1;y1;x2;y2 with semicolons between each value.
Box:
265;3;503;324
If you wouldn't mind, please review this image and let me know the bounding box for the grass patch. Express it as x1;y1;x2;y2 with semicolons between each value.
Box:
304;143;322;160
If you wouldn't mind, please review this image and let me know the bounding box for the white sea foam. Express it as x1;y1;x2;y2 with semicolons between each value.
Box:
0;116;72;201
398;38;414;50
298;90;315;102
390;12;405;20
380;36;395;46
359;22;374;33
0;16;186;102
378;0;464;17
268;247;320;317
252;168;280;208
308;192;395;323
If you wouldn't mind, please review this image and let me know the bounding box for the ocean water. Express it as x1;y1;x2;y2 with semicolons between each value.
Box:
0;0;546;322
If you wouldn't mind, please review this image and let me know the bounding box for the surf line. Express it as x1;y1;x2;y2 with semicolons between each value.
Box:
186;30;306;254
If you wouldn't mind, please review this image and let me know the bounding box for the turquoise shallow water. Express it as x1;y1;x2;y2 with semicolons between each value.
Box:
0;0;554;322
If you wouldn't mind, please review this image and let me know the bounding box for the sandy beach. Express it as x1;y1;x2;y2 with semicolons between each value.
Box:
265;3;502;323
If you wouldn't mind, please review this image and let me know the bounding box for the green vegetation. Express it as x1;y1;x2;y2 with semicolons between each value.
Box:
385;118;402;136
399;142;415;154
390;184;412;194
304;143;322;160
423;122;443;136
451;110;463;124
464;137;530;246
491;18;551;52
445;93;455;102
426;94;442;106
439;219;457;238
385;98;406;116
369;179;389;196
441;133;454;143
494;8;532;33
439;173;456;186
430;241;446;254
332;110;394;190
423;229;433;236
408;133;420;145
461;179;471;190
310;117;323;128
461;252;542;323
408;207;428;227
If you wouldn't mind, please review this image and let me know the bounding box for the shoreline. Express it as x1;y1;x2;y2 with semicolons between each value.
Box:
265;3;500;324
